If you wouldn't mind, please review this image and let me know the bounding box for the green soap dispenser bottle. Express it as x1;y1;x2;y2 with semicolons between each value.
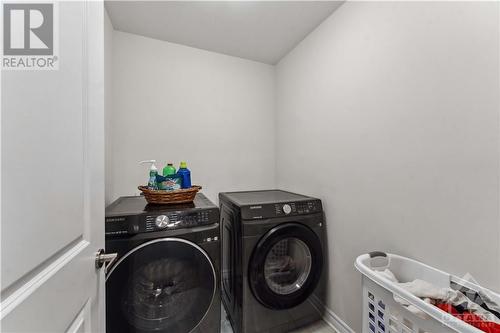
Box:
140;160;158;190
163;163;176;176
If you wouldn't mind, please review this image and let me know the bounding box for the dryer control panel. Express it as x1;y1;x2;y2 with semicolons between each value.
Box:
241;199;322;220
275;200;321;215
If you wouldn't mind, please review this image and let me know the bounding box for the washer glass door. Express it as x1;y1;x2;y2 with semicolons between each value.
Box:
106;238;216;333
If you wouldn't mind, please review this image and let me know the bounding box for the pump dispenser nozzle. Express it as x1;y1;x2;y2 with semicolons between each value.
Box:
140;160;157;170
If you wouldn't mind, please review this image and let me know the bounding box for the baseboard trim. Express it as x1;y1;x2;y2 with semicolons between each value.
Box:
309;295;355;333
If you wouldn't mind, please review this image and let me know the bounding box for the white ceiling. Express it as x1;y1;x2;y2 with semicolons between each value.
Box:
105;1;344;64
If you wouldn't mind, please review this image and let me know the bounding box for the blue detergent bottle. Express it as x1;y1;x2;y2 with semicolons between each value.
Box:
177;161;191;189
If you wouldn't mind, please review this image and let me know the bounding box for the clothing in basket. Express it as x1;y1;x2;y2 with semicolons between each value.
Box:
375;269;500;325
452;282;500;320
437;303;500;333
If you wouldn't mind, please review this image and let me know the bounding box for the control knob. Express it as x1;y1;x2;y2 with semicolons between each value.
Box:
155;215;170;229
282;204;292;215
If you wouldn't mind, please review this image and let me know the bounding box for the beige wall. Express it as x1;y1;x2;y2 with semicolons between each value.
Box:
108;31;276;204
275;2;500;331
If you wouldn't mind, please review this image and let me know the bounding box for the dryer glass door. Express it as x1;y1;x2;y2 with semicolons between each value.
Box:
264;238;312;295
249;223;323;310
106;238;216;332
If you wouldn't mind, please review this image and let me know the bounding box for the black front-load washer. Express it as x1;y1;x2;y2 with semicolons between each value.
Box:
105;193;220;333
219;190;326;333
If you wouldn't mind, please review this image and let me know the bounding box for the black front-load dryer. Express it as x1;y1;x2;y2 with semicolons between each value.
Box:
105;193;220;333
219;190;326;333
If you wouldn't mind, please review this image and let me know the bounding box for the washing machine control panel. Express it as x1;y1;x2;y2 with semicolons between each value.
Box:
144;210;212;232
105;209;218;236
105;193;219;236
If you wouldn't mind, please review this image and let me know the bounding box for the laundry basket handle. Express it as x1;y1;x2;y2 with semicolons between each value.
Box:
368;251;390;271
369;251;387;258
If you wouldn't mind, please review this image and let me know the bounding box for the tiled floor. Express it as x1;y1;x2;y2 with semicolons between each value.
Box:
220;307;233;333
221;306;337;333
288;321;337;333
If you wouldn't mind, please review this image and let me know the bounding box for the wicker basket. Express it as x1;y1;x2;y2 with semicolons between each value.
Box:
138;185;202;205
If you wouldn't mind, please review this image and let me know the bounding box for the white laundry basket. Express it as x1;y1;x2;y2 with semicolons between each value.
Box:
355;252;500;333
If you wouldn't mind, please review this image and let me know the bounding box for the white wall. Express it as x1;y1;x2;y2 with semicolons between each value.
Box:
275;2;500;331
109;31;275;203
104;10;113;205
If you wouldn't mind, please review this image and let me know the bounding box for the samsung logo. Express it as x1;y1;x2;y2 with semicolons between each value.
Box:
249;205;262;210
106;217;125;222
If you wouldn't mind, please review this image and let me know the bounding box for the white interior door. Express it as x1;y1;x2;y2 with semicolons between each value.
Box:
1;1;105;332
